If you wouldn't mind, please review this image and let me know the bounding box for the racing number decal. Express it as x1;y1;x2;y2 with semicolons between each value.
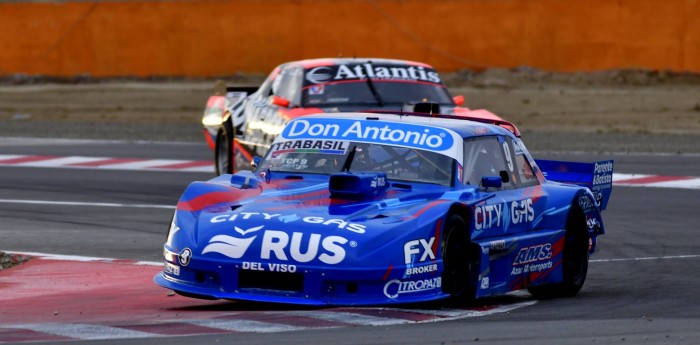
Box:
503;142;514;172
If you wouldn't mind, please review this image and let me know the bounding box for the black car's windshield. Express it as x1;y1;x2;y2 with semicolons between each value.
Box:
256;140;454;186
302;81;454;107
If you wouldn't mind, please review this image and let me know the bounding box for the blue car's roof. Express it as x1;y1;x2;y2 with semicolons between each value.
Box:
287;112;518;140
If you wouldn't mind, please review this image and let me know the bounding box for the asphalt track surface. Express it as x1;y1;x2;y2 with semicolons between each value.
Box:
1;138;699;345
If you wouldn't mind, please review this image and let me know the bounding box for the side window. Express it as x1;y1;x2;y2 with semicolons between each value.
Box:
272;67;303;106
462;136;514;190
256;66;280;98
511;138;539;187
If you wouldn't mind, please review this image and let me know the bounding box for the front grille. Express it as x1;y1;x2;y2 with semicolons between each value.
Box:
238;269;304;292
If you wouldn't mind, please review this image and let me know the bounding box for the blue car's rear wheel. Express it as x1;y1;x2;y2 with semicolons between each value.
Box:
528;205;589;298
442;214;478;301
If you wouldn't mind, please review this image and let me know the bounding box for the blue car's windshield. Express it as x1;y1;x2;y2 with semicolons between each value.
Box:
256;140;454;186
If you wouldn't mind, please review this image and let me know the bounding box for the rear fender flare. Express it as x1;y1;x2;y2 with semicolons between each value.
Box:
573;189;605;254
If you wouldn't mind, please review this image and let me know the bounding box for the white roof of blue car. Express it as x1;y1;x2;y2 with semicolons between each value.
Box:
285;112;517;140
277;112;518;163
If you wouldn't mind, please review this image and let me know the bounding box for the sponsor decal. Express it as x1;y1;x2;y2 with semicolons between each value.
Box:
371;175;386;189
164;262;180;276
306;64;441;85
480;276;489;289
241;261;297;273
178;248;192;266
383;277;442;299
474;204;502;230
592;161;614;190
269;140;349;156
511;199;535;225
490;240;506;251
301;216;366;234
281;118;454;152
404;237;436;264
511;261;553;275
404;263;438;276
513;243;552;266
475;199;534;230
308;84;324;95
272;157;309;170
586;215;599;230
579;194;595;212
305;66;334;84
209;213;366;234
202;227;352;265
511;243;554;275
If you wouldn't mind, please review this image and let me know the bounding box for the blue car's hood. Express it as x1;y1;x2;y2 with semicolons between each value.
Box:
170;172;477;268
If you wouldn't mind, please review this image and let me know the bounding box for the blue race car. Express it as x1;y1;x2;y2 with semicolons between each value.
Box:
155;113;613;305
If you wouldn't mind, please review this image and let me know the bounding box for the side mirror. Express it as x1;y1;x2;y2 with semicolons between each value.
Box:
272;95;291;108
453;95;465;106
481;176;502;189
251;156;262;169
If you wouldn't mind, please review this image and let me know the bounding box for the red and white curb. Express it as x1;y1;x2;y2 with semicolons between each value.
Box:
0;154;213;173
1;154;698;190
613;173;700;189
0;252;535;343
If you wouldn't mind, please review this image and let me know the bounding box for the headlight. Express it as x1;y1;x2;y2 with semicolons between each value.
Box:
166;212;180;245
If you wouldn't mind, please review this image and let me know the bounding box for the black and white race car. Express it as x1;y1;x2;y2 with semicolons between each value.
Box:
201;57;503;174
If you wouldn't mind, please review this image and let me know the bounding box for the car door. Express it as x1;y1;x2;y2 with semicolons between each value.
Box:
465;135;544;241
465;135;549;293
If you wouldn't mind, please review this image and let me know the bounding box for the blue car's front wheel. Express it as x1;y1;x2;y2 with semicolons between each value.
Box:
441;214;479;301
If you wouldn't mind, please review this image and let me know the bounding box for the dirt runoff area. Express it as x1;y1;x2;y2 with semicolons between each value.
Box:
1;68;699;154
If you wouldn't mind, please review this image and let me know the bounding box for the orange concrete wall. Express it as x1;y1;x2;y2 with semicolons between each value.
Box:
1;0;699;77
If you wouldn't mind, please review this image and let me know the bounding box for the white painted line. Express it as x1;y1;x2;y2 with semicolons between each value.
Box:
13;156;101;167
591;254;700;263
185;319;307;333
3;323;156;340
0;154;25;160
613;173;651;181
279;310;410;326
0;198;175;209
643;178;700;189
97;159;185;170
612;173;700;189
135;261;165;266
382;300;537;320
0;154;212;173
4;251;162;266
422;301;538;322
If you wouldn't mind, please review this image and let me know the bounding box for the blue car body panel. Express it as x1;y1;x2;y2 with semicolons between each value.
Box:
155;113;613;305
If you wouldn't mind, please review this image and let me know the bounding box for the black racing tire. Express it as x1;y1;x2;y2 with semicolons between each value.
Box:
442;214;479;301
528;205;589;299
215;119;234;175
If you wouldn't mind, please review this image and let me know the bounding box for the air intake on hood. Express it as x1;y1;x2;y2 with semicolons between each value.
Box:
329;172;388;199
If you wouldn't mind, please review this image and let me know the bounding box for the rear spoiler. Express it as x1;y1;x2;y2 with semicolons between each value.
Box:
536;159;614;210
213;80;259;97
